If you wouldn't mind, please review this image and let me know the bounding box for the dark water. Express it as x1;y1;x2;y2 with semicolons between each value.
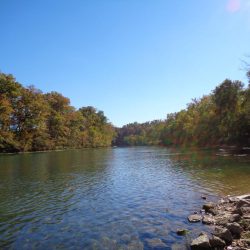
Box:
0;147;249;249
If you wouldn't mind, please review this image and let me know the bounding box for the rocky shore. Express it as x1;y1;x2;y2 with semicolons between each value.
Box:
187;194;250;250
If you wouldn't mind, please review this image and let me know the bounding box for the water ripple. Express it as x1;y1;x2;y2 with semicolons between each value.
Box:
0;147;249;249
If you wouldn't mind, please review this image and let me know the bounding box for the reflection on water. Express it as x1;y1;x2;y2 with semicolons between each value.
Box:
0;147;249;249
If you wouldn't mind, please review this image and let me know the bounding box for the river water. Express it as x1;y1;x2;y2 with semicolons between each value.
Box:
0;147;249;249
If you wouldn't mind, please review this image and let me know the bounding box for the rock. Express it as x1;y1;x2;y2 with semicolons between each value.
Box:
226;222;243;237
236;194;250;200
213;226;233;245
176;229;189;236
239;219;250;230
236;199;250;209
145;238;167;249
190;233;210;249
188;214;202;223
207;208;219;216
203;202;216;212
214;213;232;226
209;235;226;248
201;195;207;200
240;239;250;246
229;197;239;203
241;207;250;214
232;207;243;216
228;214;241;223
202;215;215;225
242;214;250;220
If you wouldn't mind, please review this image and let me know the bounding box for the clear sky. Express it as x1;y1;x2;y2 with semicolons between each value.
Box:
1;0;250;127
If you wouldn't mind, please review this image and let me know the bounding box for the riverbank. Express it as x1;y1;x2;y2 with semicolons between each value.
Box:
187;194;250;249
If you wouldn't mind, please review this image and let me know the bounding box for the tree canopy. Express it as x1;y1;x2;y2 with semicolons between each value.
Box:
0;73;116;152
0;68;249;152
116;74;250;147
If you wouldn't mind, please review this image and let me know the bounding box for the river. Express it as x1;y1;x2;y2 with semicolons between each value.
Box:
0;147;249;249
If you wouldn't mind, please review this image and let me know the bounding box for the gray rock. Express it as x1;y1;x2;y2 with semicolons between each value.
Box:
229;197;239;203
207;208;219;215
241;206;250;214
214;214;231;226
202;215;214;225
191;233;210;249
188;214;202;223
229;213;241;223
236;199;250;209
243;214;250;220
239;218;250;230
209;235;226;248
145;238;167;249
226;222;243;237
213;226;233;244
203;202;216;212
236;194;250;200
240;239;250;246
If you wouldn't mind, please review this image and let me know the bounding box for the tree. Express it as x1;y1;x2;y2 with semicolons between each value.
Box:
213;79;243;143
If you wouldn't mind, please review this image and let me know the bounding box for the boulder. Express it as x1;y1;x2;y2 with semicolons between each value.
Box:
243;214;250;220
213;226;233;245
207;208;219;215
228;214;241;223
226;222;243;237
214;214;231;226
202;202;216;212
236;194;250;200
241;206;250;214
209;235;226;248
236;199;250;209
188;214;202;223
239;219;250;230
202;215;214;225
229;196;239;203
191;233;210;249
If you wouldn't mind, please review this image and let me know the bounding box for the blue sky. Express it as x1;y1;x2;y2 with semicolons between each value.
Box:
1;0;250;127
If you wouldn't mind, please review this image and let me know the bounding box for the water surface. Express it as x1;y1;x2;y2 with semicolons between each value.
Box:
0;147;249;249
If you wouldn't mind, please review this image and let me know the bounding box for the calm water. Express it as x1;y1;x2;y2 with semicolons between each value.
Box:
0;147;249;249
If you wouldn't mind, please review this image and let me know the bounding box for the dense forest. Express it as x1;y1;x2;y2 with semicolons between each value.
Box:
0;69;249;152
115;70;250;147
0;73;116;152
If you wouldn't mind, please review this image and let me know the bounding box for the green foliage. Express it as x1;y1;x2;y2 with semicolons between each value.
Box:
116;76;250;147
79;106;116;147
0;72;115;152
114;120;164;146
1;67;249;152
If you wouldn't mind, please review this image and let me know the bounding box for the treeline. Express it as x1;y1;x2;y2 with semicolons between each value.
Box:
115;73;250;147
0;73;116;152
1;70;250;152
115;121;165;146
